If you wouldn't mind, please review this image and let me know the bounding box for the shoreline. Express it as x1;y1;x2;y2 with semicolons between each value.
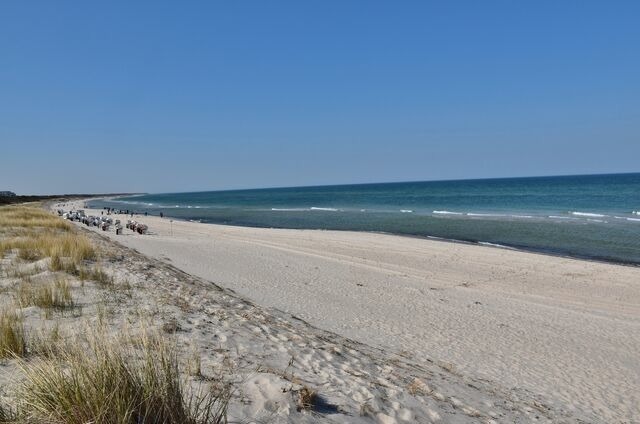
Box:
86;197;640;268
59;198;640;421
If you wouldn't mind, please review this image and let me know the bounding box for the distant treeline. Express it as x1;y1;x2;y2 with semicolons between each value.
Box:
0;194;136;206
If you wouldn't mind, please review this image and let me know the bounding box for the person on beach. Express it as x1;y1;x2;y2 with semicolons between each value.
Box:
160;212;163;218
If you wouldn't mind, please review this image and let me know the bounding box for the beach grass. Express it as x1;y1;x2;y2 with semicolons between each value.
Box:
0;204;230;423
15;277;75;318
0;206;72;232
16;327;229;424
0;402;15;423
0;307;27;358
0;205;95;266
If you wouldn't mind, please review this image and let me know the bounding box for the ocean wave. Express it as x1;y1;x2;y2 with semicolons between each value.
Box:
586;218;606;223
548;215;580;220
434;210;535;219
271;208;308;212
310;207;339;212
400;209;413;213
479;241;516;250
570;211;608;218
613;216;635;221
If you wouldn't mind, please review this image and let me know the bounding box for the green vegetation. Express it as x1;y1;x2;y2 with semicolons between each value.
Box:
17;329;229;424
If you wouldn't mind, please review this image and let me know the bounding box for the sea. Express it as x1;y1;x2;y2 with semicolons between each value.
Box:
88;173;640;265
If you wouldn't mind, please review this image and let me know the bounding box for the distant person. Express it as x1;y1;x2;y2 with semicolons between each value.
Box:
160;212;164;218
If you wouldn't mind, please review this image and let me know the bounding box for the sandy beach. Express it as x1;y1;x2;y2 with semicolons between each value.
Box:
52;200;639;422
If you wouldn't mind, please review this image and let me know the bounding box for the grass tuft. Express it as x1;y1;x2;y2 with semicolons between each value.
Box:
87;266;112;286
16;278;75;318
17;328;229;424
297;386;318;411
17;248;41;262
0;401;15;422
49;253;64;271
0;308;27;358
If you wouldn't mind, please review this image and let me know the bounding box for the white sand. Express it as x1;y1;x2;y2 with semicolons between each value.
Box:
65;201;640;421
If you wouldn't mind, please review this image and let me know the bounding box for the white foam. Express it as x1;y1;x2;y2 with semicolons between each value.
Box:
271;208;307;212
467;213;507;217
479;242;516;250
570;211;608;218
586;219;605;223
510;215;534;219
627;217;640;222
433;210;463;215
548;215;579;220
400;209;413;213
310;207;339;212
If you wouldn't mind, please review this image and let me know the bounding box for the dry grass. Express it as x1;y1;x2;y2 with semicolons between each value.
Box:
0;308;27;358
297;386;318;411
0;206;95;267
17;247;41;262
15;278;75;318
28;323;63;358
0;206;72;232
16;328;229;424
0;232;95;266
0;205;230;422
0;402;15;422
86;266;112;286
188;346;203;378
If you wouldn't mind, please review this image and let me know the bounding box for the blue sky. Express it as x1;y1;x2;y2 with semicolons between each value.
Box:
1;1;639;194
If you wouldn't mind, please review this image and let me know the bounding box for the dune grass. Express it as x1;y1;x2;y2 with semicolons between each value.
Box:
0;402;15;423
0;206;94;265
0;231;95;265
15;278;75;318
0;308;27;359
1;205;229;423
16;328;229;424
0;206;72;232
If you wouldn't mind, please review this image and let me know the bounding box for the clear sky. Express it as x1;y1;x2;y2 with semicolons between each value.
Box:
1;1;639;194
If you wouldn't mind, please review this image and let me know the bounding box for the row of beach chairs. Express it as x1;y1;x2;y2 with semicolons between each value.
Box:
126;220;148;234
58;209;148;235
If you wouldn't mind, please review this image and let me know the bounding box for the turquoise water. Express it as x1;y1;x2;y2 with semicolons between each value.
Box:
89;173;640;265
